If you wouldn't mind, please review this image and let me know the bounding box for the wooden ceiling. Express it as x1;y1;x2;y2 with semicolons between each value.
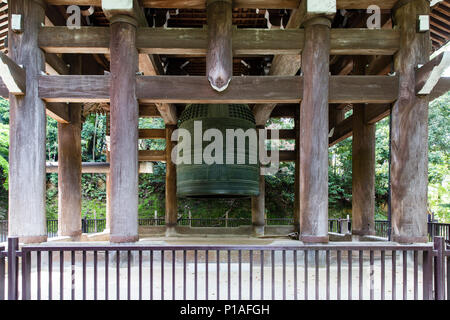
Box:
0;2;449;72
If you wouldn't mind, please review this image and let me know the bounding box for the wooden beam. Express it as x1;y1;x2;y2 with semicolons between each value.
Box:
38;75;400;104
0;52;26;95
39;27;400;56
44;0;399;9
139;149;166;161
416;52;450;95
138;128;165;139
39;75;110;102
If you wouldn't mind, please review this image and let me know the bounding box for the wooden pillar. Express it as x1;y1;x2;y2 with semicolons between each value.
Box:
391;0;430;243
57;55;82;238
8;0;47;243
105;116;111;231
352;104;376;236
165;125;178;236
206;0;232;92
252;126;265;236
299;16;332;243
293;108;300;233
105;150;111;231
109;15;139;243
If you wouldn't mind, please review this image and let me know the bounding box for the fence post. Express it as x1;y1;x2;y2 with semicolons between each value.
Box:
423;246;433;300
82;217;87;233
7;237;19;300
433;236;445;300
21;250;31;300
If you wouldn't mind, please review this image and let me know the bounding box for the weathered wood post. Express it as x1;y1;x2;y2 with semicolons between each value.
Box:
299;2;335;243
351;103;376;237
57;55;82;239
293;107;300;233
206;0;232;92
252;127;265;237
165;125;178;236
109;14;139;243
352;58;375;238
8;0;47;243
105;117;111;232
391;0;430;243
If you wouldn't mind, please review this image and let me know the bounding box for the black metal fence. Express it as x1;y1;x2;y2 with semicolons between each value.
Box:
0;236;448;300
1;219;449;241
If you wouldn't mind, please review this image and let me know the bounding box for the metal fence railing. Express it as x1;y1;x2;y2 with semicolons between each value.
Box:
0;236;448;300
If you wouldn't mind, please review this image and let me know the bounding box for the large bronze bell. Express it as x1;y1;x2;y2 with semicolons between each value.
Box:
176;104;259;198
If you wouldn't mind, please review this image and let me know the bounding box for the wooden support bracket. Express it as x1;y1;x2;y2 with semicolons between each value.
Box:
0;52;26;95
415;52;450;95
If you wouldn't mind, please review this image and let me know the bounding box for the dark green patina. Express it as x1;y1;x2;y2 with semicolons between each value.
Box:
177;104;259;198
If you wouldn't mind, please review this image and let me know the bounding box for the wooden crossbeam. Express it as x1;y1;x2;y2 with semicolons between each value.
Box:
38;75;399;104
0;52;26;95
38;27;400;56
44;1;399;9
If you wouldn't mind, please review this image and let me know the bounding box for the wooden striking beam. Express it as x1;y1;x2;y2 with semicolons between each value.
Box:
139;150;166;161
138;128;166;139
39;27;400;56
0;52;26;95
206;0;233;92
416;52;450;95
44;1;399;10
38;75;399;104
